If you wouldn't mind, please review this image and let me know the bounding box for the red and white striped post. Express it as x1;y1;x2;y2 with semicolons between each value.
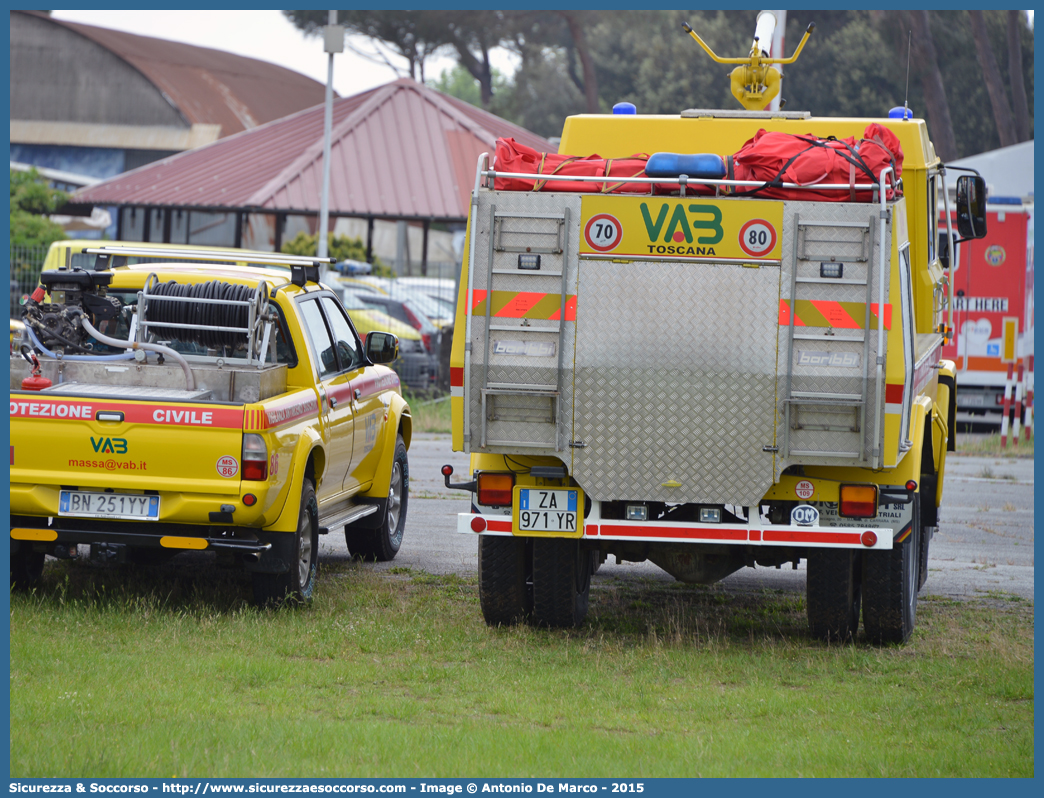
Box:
1012;363;1024;445
1000;363;1014;448
1024;355;1034;442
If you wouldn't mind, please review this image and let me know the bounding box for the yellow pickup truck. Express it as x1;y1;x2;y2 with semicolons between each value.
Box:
10;245;411;606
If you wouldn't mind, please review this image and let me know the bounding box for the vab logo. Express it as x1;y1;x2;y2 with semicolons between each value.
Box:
640;202;723;245
984;245;1006;266
90;436;128;454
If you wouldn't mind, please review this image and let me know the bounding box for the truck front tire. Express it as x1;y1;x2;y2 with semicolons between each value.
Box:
862;498;920;644
478;535;532;626
252;478;318;607
806;548;861;642
345;435;408;562
532;538;590;628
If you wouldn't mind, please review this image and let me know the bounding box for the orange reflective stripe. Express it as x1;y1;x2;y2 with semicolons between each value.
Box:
471;290;577;321
779;300;891;330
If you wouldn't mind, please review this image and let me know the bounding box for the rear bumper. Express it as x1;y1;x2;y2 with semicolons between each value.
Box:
10;518;296;573
11;520;272;554
457;512;894;550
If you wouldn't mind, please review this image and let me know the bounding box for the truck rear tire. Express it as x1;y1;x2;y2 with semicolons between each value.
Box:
862;501;920;644
10;542;45;590
345;435;408;562
806;548;861;642
532;538;590;628
478;535;532;626
252;478;318;608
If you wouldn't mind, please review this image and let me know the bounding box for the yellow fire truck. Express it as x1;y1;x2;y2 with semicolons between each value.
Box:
445;13;988;642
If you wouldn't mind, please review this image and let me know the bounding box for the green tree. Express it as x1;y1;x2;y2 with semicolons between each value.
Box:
10;168;67;249
284;10;449;81
429;63;511;108
281;232;393;277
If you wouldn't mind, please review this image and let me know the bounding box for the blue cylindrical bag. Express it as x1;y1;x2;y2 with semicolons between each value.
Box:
645;152;726;179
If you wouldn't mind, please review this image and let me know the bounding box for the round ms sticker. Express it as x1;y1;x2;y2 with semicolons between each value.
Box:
794;480;815;500
217;455;239;478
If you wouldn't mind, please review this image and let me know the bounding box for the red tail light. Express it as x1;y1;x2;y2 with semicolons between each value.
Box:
839;484;877;518
421;333;432;352
242;434;268;481
477;472;514;506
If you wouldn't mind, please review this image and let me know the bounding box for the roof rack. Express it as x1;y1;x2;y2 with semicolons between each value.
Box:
80;245;335;270
476;154;892;199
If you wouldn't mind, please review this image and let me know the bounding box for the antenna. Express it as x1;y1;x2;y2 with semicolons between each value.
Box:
903;29;912;120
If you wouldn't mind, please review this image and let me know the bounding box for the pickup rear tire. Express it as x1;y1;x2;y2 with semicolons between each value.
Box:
10;542;45;590
532;538;590;628
806;548;861;642
478;535;532;626
252;478;318;608
862;499;920;644
345;435;408;562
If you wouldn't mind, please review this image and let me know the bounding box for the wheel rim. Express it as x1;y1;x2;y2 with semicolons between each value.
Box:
297;509;313;588
386;459;403;544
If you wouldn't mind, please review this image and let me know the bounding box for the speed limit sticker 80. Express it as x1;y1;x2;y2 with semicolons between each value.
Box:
738;218;778;258
584;213;622;252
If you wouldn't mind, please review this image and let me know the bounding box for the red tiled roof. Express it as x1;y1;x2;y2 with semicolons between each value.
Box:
39;12;328;136
73;79;554;220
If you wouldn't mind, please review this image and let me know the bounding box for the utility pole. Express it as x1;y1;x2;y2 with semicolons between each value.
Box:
317;10;344;275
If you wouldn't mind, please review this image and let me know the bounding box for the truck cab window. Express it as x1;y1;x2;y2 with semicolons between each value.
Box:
299;297;338;377
320;296;364;372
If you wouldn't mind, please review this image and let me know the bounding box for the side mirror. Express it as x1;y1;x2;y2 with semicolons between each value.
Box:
955;174;988;240
938;231;950;270
365;331;399;364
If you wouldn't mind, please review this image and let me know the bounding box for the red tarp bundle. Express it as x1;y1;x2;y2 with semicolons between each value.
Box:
492;123;903;201
730;123;904;201
493;137;653;194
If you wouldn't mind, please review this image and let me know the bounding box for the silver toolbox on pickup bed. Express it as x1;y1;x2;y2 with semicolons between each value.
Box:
11;358;288;404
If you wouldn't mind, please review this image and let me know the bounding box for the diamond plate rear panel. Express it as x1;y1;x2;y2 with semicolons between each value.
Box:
571;260;781;506
465;190;895;506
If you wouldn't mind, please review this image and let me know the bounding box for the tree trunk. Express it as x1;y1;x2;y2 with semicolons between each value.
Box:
1006;10;1031;142
969;10;1018;149
906;11;958;162
560;12;599;114
451;42;494;108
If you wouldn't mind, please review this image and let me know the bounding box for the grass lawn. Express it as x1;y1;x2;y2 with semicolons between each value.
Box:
9;557;1034;778
403;390;451;434
956;431;1033;457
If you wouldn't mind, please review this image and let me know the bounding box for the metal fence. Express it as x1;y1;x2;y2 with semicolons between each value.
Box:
10;244;48;323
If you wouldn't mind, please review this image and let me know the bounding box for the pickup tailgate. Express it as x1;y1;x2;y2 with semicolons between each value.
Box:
10;394;246;495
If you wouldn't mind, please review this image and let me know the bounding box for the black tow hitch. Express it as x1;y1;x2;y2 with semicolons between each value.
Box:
441;465;476;492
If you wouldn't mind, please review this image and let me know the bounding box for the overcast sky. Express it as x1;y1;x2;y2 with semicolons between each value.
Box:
50;9;519;98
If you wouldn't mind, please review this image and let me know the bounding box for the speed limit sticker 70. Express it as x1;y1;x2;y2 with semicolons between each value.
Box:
738;219;778;258
584;213;622;252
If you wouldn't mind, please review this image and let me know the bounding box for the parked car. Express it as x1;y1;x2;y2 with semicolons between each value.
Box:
337;290;433;392
335;258;372;275
396;277;458;313
341;276;454;327
342;288;440;389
